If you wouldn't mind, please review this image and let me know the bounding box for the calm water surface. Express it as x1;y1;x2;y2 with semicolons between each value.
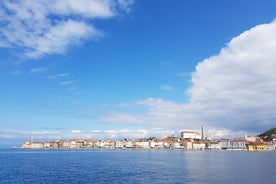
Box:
0;149;275;184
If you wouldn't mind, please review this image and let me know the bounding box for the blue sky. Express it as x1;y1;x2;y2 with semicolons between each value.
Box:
1;0;276;147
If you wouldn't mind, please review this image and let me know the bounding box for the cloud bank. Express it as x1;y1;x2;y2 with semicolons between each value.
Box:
0;128;174;143
0;0;134;58
188;20;276;131
100;20;276;135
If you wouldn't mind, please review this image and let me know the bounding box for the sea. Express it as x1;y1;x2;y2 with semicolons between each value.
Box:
0;149;275;184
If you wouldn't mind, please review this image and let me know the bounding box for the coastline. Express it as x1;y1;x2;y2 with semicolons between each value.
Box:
13;147;276;152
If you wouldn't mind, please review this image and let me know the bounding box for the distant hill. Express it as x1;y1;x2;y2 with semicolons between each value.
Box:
258;128;276;141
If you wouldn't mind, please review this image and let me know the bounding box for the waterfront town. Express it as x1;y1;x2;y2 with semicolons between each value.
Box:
21;127;276;151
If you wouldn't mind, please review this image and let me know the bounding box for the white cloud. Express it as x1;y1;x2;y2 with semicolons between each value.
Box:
10;70;22;76
187;20;276;131
60;80;74;85
117;0;135;13
177;72;191;77
0;130;61;141
160;84;173;91
205;128;248;139
0;128;175;144
91;130;102;133
30;67;48;73
99;98;189;128
99;20;276;135
89;128;175;139
26;20;98;58
47;0;114;18
0;0;134;58
48;73;70;80
71;129;82;134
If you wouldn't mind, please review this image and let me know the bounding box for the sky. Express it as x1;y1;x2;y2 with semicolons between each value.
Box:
1;0;276;147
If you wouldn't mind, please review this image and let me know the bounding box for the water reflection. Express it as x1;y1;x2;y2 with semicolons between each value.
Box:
182;151;276;183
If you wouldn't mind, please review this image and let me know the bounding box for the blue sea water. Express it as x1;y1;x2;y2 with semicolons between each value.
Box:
0;149;275;184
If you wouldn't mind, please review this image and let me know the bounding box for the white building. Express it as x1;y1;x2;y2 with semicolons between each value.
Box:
70;140;77;149
206;141;221;150
272;134;276;141
172;142;182;149
163;141;170;148
125;141;133;148
219;139;246;150
193;142;205;150
88;140;95;148
22;141;32;149
149;141;156;148
44;141;56;149
62;141;71;149
181;131;201;140
95;140;114;148
135;141;150;149
155;141;164;149
22;140;44;149
181;141;193;150
30;142;44;149
115;141;124;148
245;135;257;142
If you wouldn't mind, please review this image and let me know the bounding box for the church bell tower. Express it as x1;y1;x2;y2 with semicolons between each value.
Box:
201;125;205;140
